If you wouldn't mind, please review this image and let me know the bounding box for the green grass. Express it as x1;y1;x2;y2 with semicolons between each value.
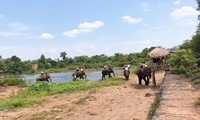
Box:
0;78;124;110
147;85;161;120
0;76;27;87
193;79;200;84
191;75;200;84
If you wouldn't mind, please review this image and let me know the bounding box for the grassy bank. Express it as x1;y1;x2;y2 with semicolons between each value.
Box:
0;76;27;87
0;78;125;110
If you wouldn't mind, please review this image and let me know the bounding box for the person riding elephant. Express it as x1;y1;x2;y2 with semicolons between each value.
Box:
36;71;52;82
72;68;86;81
137;61;151;85
124;64;130;80
102;65;115;80
140;60;147;68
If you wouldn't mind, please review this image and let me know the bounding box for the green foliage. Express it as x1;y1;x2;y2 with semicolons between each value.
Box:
38;54;48;69
190;34;200;57
0;78;125;110
167;49;196;75
0;76;27;87
0;97;37;110
193;79;200;84
0;61;5;71
6;56;23;74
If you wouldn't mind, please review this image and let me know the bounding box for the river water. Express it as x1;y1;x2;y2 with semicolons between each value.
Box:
19;69;124;84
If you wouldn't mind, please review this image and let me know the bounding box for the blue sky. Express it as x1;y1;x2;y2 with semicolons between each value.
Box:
0;0;199;60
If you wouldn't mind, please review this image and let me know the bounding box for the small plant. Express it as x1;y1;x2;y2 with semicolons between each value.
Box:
193;79;200;84
196;98;200;106
191;75;200;84
73;97;87;105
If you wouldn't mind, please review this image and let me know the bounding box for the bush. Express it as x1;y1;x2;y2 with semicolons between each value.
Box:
167;49;196;76
0;76;27;87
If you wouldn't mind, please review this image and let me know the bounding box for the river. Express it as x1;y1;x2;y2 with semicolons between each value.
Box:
19;69;124;84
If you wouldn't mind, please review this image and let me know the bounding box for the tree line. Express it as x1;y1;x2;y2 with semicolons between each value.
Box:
0;47;155;74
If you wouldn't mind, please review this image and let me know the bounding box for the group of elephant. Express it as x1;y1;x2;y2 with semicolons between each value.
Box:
71;65;152;85
71;66;115;81
36;65;152;85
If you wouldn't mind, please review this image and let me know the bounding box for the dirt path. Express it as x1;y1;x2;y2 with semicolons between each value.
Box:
152;73;200;120
0;72;164;120
0;86;23;98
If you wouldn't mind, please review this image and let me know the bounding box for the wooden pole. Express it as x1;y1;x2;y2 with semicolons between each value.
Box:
152;67;156;86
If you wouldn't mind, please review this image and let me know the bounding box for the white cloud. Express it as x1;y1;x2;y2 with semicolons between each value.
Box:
173;0;180;5
40;33;55;40
63;21;104;38
170;6;199;20
78;21;104;29
122;15;143;24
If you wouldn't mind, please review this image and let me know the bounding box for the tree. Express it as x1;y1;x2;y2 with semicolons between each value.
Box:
196;0;200;34
190;34;200;57
60;51;67;60
74;55;89;64
38;54;47;69
167;49;196;75
6;56;23;74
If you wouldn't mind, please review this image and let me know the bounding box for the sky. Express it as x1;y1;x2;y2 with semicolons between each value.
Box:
0;0;199;60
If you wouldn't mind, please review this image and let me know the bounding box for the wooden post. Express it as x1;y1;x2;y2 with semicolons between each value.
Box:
152;67;156;86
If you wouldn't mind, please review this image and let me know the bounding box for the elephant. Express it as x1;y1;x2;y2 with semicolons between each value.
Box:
136;66;151;85
124;68;130;80
72;71;87;81
36;74;52;82
102;68;115;80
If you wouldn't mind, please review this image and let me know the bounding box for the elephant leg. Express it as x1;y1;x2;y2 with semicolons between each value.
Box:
138;77;142;85
102;75;105;80
146;77;149;85
144;77;148;86
109;74;112;79
127;74;129;80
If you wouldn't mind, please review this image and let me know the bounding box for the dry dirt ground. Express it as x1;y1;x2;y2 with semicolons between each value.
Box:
0;72;199;120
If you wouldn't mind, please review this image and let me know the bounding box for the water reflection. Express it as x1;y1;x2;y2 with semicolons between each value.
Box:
19;69;123;84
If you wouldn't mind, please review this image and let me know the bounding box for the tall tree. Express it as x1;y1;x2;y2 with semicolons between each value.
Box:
196;0;200;34
7;56;23;74
60;51;67;60
38;54;47;69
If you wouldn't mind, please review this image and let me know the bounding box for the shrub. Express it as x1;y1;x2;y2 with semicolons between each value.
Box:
0;76;27;87
167;49;196;76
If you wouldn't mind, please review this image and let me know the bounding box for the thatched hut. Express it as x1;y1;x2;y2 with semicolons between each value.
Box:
147;46;170;86
148;46;170;69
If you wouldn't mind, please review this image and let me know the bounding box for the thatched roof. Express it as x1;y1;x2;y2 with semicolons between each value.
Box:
148;46;170;58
